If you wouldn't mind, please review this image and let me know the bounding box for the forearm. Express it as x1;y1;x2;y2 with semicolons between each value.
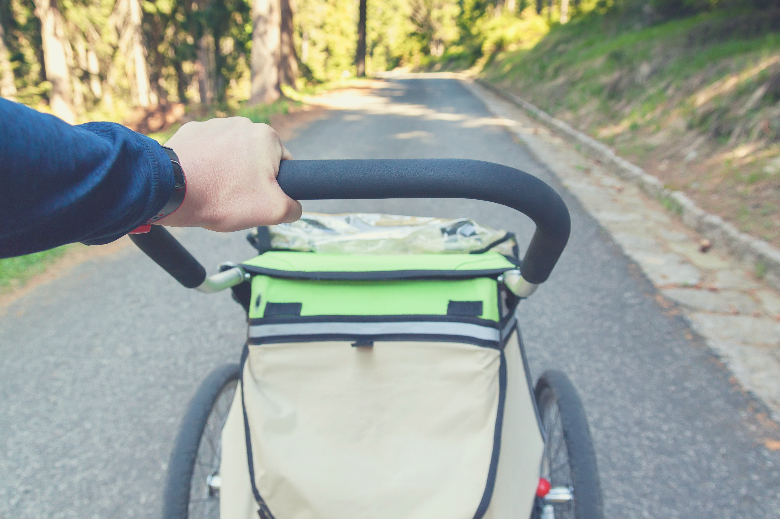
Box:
0;98;174;258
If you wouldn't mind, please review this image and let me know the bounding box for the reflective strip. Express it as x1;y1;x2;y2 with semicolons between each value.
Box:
248;321;501;342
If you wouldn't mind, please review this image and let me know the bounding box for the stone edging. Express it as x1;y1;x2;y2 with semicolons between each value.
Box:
476;78;780;292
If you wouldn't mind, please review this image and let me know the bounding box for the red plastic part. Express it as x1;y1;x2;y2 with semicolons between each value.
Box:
129;224;152;234
536;478;551;497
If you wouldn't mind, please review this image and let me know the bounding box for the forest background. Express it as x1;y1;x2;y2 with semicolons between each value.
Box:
5;0;777;125
2;0;780;290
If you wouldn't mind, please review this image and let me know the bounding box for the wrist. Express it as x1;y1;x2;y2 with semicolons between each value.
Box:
130;146;187;234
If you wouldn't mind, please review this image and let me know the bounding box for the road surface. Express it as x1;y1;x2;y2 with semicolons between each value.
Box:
1;76;778;518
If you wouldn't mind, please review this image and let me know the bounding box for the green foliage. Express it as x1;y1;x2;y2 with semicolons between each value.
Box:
4;0;780;120
366;0;413;71
2;0;44;107
297;0;358;81
474;8;550;66
0;0;255;118
755;260;768;279
407;0;459;59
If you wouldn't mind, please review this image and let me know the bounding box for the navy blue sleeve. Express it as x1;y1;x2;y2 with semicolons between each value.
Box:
0;98;175;258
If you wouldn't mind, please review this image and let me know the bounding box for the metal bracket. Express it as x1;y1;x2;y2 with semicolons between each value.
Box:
195;265;249;293
499;269;539;298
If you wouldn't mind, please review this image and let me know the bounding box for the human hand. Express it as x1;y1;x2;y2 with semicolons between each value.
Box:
158;117;301;231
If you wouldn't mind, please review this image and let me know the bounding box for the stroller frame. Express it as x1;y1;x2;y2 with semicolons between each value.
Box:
130;159;604;519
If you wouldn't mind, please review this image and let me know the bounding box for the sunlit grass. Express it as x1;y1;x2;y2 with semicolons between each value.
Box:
0;245;72;294
481;8;780;247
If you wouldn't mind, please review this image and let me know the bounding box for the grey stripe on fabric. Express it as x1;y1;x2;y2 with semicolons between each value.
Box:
248;321;501;342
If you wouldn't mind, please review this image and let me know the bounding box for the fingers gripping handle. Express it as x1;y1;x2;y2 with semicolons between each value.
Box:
277;159;571;284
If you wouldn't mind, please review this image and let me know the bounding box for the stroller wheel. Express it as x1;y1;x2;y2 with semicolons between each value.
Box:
164;363;241;519
533;370;604;519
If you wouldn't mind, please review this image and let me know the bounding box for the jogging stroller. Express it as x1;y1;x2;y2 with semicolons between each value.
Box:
130;159;603;519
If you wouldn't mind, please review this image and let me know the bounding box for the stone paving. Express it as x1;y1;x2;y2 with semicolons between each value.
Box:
463;78;780;422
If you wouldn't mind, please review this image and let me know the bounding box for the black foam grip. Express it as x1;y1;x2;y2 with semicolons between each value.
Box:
129;226;207;288
277;159;570;284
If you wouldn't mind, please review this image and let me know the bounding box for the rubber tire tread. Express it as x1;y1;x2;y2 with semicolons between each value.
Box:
534;370;604;519
163;363;242;519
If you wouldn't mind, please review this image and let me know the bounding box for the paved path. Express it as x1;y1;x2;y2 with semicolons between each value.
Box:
463;77;780;422
1;76;779;518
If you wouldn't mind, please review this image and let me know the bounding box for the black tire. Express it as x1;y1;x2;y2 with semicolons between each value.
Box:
164;363;242;519
532;370;604;519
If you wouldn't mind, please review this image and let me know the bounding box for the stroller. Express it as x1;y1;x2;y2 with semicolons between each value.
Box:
131;159;603;519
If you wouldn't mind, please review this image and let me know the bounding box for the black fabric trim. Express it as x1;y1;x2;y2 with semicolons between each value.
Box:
248;333;500;349
469;232;517;256
515;328;544;438
239;345;277;519
497;286;520;330
247;227;273;255
499;320;518;349
249;314;500;328
264;302;302;317
473;348;507;519
447;301;483;317
240;265;512;281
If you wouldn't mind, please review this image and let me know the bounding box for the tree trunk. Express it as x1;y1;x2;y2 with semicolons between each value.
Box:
213;21;226;104
279;0;298;88
129;0;152;107
85;30;103;99
250;0;281;105
35;0;75;123
149;21;166;104
0;11;17;100
69;37;85;114
196;32;214;105
301;30;308;63
560;0;569;23
356;0;366;77
535;0;543;14
173;59;188;104
494;0;503;17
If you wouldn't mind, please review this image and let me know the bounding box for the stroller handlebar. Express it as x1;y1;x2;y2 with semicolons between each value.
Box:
131;159;571;291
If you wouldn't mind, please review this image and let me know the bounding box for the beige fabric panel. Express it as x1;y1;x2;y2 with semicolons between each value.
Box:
221;340;501;519
222;381;259;519
483;331;544;519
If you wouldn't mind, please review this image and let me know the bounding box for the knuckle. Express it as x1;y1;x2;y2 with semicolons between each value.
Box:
267;198;293;223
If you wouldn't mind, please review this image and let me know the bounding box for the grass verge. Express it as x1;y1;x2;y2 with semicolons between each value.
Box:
0;245;72;295
481;8;780;249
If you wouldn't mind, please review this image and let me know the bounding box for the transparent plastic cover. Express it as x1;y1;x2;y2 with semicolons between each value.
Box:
253;213;517;256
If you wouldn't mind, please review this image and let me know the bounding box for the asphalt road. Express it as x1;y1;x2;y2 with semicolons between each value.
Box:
2;76;779;518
